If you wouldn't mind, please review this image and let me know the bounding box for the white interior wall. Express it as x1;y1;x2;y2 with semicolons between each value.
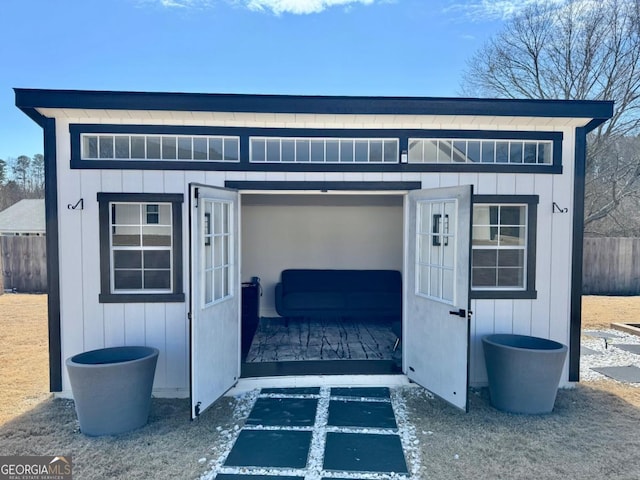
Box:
241;194;404;316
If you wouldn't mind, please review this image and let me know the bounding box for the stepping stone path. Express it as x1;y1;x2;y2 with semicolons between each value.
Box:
215;387;411;479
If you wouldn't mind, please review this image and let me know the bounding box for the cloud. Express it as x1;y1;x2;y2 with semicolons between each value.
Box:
145;0;380;14
243;0;375;14
444;0;565;21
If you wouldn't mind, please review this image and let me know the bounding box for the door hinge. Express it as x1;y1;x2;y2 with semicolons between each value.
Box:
188;311;192;320
194;401;201;418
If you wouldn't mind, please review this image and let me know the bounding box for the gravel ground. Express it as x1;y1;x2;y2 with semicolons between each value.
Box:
580;329;640;382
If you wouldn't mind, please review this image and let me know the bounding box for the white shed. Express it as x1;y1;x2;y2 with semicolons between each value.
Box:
16;89;612;415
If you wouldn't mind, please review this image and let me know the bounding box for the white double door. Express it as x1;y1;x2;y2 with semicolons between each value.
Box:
189;184;472;418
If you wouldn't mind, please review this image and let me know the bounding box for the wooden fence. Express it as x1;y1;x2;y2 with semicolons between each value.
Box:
583;237;640;295
0;236;47;293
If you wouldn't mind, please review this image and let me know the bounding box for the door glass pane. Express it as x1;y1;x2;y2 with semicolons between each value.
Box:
442;269;454;302
214;268;223;300
213;203;223;234
205;271;213;304
419;265;430;296
430;267;441;298
214;237;223;268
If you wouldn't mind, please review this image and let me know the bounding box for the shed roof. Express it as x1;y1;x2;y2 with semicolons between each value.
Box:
15;88;613;133
0;199;45;234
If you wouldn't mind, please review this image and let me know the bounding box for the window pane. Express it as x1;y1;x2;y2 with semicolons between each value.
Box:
438;140;452;163
496;142;509;163
267;139;281;162
210;138;224;161
538;142;551;164
355;140;368;162
193;137;208;160
142;226;171;246
282;139;295;162
162;136;177;159
408;140;423;163
146;136;161;158
131;137;145;159
500;206;526;225
114;251;142;269
510;142;523;163
113;203;140;225
498;250;524;267
224;138;239;161
99;136;114;159
340;140;354;162
524;142;537;163
498;268;523;287
114;270;142;290
178;137;192;160
467;141;481;163
114;136;130;159
326;140;339;162
383;140;397;162
144;270;171;290
84;136;98;158
472;268;497;287
473;249;497;267
481;141;495;163
144;250;171;269
296;139;310;162
452;141;467;162
112;226;140;246
499;227;526;246
310;139;325;162
369;141;383;162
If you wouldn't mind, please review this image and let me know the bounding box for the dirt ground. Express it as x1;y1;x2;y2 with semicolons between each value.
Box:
1;294;639;479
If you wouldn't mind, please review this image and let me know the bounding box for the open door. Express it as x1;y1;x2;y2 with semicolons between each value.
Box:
404;185;472;411
190;184;240;419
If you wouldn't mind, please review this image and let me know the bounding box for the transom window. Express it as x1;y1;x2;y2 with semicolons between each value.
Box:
416;200;457;304
82;134;239;162
98;193;184;303
250;137;399;163
202;200;233;305
408;139;552;165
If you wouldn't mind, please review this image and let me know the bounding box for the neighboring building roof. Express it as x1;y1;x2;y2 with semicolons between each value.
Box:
0;199;45;234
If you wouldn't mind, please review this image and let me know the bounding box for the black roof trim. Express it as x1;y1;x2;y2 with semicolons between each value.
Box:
15;88;613;130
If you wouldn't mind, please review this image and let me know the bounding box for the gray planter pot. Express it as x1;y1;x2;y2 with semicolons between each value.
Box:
66;346;159;436
482;334;567;414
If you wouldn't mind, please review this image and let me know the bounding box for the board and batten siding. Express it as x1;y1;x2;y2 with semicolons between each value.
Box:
53;114;576;396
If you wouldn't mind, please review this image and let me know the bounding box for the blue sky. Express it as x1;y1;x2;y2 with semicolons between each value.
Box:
0;0;532;160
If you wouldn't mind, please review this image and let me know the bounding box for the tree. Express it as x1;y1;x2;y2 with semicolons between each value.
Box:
461;0;640;234
31;154;45;195
12;155;31;191
0;159;6;186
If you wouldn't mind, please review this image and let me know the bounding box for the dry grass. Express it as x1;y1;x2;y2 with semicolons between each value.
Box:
0;294;50;424
1;294;640;479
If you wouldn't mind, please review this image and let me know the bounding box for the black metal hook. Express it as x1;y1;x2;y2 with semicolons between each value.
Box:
67;198;84;210
552;202;568;213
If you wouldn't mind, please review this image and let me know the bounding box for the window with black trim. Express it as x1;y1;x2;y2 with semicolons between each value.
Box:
98;193;184;303
471;195;538;299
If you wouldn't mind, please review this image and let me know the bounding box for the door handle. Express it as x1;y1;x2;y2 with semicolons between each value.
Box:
449;309;466;318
